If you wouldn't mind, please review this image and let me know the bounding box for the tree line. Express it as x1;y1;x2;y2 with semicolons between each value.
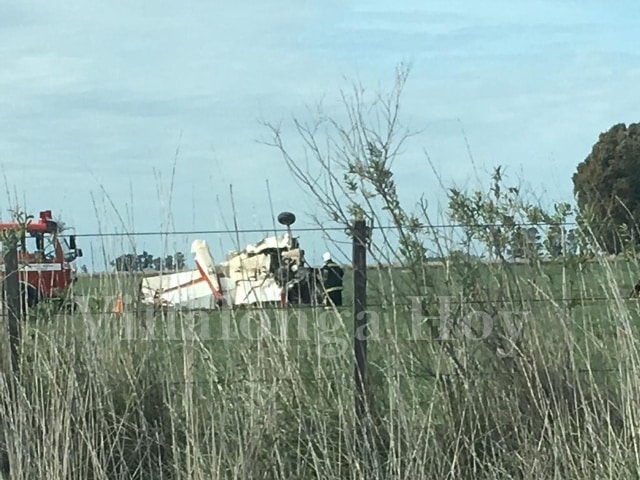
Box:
111;251;186;272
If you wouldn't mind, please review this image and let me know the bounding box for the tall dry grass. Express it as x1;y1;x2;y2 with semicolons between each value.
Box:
0;251;638;479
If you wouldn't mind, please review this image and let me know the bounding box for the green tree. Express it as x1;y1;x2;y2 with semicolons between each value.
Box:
112;254;138;272
572;122;640;254
175;252;185;270
137;251;154;269
448;166;574;263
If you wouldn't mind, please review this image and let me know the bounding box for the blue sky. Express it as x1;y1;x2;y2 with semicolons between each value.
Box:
1;0;639;271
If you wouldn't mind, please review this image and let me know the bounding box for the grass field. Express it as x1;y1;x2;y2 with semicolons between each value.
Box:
2;256;640;478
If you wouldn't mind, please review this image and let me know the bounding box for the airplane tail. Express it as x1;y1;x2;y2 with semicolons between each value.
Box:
191;240;223;300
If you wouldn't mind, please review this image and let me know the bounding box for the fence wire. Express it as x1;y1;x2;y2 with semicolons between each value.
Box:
4;219;640;389
70;219;594;238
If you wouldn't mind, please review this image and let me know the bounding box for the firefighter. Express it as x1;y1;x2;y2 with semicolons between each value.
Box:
320;252;344;307
286;263;301;305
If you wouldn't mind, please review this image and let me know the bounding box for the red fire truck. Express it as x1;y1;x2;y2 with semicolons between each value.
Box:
0;210;83;309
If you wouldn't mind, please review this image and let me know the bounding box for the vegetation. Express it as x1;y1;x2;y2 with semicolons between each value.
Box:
0;66;639;478
573;122;640;254
111;251;186;272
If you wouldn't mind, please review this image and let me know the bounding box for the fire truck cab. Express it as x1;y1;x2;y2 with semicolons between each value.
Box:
0;210;83;309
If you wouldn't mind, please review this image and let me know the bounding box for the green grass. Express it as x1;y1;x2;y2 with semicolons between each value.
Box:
2;258;640;477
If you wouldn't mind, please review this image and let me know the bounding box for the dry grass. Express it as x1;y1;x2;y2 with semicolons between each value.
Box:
0;252;638;479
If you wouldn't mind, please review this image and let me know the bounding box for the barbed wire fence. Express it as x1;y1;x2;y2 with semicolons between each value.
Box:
61;218;636;276
69;216;627;238
3;218;640;383
3;215;640;471
5;216;640;316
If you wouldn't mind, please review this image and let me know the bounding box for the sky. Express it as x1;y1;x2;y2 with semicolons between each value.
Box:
1;0;639;271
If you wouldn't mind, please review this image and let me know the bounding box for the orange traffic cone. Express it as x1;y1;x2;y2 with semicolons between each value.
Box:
114;293;123;314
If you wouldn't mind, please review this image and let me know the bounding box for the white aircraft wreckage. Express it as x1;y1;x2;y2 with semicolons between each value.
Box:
139;212;326;310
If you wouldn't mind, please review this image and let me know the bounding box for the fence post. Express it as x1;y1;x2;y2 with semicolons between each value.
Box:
352;218;368;457
3;242;21;376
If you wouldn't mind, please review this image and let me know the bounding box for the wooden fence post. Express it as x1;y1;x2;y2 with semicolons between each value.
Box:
352;218;369;460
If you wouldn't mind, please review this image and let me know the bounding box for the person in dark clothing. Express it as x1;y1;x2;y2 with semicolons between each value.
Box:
293;265;312;305
276;262;299;305
320;252;344;307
